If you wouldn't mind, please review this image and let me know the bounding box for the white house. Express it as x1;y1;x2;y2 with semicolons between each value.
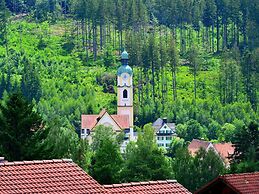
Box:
152;118;177;149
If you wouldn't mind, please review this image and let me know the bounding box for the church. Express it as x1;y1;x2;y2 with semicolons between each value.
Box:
81;50;136;151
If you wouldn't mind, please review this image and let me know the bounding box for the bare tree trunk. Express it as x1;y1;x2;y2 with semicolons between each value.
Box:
151;60;155;104
223;21;228;49
216;15;220;53
93;24;97;61
113;25;116;48
76;21;79;49
212;24;215;53
172;68;177;101
81;20;85;49
85;19;88;60
120;30;123;51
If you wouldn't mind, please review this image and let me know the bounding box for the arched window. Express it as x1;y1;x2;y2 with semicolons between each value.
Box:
123;89;128;98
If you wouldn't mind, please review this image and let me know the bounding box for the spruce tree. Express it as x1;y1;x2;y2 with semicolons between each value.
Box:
0;93;42;161
21;57;42;102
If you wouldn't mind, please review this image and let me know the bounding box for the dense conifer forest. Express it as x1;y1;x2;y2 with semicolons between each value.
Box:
0;0;258;191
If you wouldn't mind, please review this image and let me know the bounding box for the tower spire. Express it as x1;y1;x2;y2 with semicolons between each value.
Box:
117;50;134;128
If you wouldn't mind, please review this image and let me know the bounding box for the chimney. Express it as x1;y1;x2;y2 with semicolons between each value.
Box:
162;117;167;124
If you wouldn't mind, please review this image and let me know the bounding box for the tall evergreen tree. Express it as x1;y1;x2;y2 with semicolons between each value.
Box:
169;37;178;101
202;0;216;52
21;57;42;102
231;121;259;163
0;93;42;161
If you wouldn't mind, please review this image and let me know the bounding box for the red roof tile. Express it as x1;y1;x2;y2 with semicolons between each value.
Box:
81;114;99;129
195;172;259;194
213;143;235;165
0;159;107;194
81;109;129;130
111;115;130;129
188;139;212;155
222;172;259;194
104;180;191;194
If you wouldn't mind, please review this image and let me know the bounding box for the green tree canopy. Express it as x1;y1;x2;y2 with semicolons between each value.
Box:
90;125;123;184
230;121;259;173
0;93;42;161
173;147;225;192
167;136;185;158
121;124;172;182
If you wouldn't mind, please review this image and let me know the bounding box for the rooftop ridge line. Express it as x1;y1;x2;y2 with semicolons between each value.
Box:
222;172;259;177
0;158;73;166
103;180;178;188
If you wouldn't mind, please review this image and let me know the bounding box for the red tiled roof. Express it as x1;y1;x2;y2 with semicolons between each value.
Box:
222;172;259;193
0;159;107;194
104;180;191;194
188;139;212;155
81;109;129;130
214;143;235;165
111;115;129;129
81;114;99;129
195;172;259;194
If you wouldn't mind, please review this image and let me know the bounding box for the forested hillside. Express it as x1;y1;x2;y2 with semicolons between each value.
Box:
0;0;259;190
1;0;258;136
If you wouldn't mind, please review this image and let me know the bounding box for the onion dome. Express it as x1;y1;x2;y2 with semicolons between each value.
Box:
117;50;133;76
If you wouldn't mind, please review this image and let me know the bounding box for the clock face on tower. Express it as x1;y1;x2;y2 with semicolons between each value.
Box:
123;74;128;80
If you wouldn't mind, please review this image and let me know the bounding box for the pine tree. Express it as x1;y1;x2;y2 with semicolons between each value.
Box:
231;122;259;163
187;46;202;106
21;57;42;102
202;0;216;52
168;37;178;101
0;93;42;161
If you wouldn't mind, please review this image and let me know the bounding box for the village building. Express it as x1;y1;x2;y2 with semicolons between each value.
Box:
188;139;235;167
0;158;191;194
152;118;177;149
194;172;259;194
188;139;216;155
81;51;136;151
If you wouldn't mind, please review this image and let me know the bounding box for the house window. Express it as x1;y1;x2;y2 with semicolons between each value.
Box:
157;136;163;141
81;129;85;134
158;143;164;147
123;89;128;98
166;136;172;140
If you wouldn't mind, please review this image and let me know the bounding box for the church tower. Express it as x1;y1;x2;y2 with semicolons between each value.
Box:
117;50;134;128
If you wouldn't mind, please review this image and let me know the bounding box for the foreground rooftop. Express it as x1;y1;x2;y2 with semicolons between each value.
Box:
0;158;191;194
